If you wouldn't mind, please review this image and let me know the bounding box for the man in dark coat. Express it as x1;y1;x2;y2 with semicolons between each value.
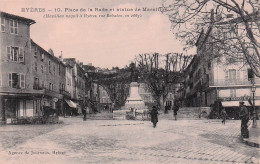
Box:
82;108;87;121
173;101;179;120
239;101;249;138
221;108;227;125
150;106;158;128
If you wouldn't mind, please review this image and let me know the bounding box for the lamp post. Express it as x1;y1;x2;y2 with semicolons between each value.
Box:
251;80;257;128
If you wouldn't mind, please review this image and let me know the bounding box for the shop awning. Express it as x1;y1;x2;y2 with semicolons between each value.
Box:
65;99;77;108
222;100;260;107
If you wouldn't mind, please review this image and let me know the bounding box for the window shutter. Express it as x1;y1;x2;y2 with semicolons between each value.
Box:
7;46;11;60
1;17;5;32
236;70;240;80
225;70;228;80
19;47;24;62
41;53;44;61
20;74;25;88
243;70;247;79
11;47;14;61
14;21;18;34
8;73;12;87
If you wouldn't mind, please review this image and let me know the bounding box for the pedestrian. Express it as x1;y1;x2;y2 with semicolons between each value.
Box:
164;104;168;114
221;108;227;125
82;108;87;121
111;103;115;113
239;101;249;138
150;106;158;128
173;101;179;120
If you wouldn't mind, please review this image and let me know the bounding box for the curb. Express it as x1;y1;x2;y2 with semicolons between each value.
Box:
242;139;260;148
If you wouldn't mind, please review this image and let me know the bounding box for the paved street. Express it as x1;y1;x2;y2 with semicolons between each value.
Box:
0;113;259;164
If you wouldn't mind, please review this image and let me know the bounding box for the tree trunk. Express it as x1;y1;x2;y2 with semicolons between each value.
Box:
156;95;165;111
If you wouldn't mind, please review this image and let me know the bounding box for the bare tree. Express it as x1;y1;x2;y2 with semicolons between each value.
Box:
92;69;131;108
162;0;260;77
135;53;192;110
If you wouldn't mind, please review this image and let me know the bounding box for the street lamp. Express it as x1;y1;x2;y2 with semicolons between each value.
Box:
251;81;257;128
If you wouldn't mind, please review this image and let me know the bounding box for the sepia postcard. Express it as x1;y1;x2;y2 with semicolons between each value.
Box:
0;0;259;164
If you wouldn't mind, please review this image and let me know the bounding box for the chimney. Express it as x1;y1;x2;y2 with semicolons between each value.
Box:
60;51;63;58
59;51;63;61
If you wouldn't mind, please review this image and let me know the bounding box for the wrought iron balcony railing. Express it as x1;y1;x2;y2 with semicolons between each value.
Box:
210;79;260;86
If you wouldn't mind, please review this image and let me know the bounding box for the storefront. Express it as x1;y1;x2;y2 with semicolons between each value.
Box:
64;99;77;116
221;97;260;119
0;89;63;124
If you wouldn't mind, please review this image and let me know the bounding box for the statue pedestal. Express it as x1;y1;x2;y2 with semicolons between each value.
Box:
123;82;147;110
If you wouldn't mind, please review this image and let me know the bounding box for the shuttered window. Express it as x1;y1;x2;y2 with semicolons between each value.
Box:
7;46;24;62
8;73;25;89
1;16;5;32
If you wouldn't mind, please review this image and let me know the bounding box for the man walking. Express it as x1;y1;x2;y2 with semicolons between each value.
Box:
173;101;179;120
239;101;249;138
150;106;158;128
82;108;87;121
221;108;227;125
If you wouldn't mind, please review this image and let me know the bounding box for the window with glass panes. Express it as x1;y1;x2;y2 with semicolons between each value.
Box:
8;73;25;88
7;46;24;62
10;20;18;34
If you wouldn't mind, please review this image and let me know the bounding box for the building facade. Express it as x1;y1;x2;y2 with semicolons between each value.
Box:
63;58;88;114
179;17;260;118
0;11;67;124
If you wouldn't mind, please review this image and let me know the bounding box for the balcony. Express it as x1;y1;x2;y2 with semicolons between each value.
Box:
210;79;260;87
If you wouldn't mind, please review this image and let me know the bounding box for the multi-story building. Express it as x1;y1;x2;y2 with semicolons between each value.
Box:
0;11;67;124
99;85;112;111
64;63;73;97
180;14;260;118
31;41;67;115
63;58;88;114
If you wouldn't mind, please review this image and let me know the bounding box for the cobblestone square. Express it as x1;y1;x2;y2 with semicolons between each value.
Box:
0;115;259;164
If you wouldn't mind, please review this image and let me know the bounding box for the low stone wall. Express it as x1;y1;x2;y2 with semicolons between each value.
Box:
6;116;60;124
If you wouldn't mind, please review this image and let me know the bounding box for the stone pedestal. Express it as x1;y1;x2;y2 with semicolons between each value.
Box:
123;82;147;110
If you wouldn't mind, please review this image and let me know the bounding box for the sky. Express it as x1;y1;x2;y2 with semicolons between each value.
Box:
0;0;195;68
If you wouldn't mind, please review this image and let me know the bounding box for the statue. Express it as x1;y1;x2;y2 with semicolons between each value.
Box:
130;63;138;82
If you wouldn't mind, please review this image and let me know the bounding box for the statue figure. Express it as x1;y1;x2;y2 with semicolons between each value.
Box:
130;63;138;82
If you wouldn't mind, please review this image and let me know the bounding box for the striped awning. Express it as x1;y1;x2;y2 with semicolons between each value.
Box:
65;99;77;108
222;100;260;107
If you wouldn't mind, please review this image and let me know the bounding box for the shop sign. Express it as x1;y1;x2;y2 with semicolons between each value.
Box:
220;96;250;101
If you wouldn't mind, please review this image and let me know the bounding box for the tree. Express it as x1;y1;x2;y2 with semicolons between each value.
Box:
134;53;192;110
92;68;131;108
162;0;260;77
